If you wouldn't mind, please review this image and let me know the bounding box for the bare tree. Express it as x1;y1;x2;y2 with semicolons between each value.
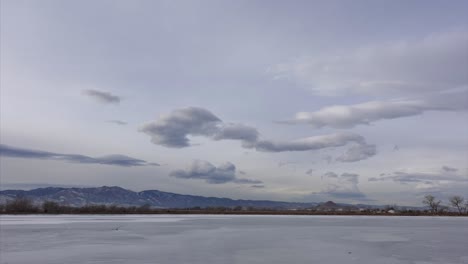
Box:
422;195;441;214
449;196;466;215
5;197;37;213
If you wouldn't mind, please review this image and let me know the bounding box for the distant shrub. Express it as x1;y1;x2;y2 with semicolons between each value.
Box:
42;201;62;214
6;197;38;213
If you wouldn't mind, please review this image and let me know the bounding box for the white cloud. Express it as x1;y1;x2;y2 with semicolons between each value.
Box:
282;90;468;128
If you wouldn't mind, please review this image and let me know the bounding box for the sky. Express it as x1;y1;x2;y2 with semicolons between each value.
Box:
1;0;467;206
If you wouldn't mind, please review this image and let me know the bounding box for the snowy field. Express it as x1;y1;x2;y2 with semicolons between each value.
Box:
1;215;467;264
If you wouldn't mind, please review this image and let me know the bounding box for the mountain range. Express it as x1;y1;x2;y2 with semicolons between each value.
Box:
0;186;318;209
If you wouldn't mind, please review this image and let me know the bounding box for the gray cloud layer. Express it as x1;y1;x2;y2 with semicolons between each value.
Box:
254;133;370;152
83;89;121;104
442;166;458;172
336;144;377;163
0;144;158;167
283;90;468;129
369;166;468;184
254;133;376;162
140;107;222;148
322;172;367;200
369;166;468;198
141;107;376;162
169;160;262;185
270;31;468;96
307;172;370;201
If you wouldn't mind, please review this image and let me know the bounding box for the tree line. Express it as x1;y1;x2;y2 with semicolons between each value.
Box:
0;194;467;215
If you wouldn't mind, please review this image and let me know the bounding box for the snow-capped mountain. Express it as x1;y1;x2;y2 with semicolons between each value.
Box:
0;186;316;209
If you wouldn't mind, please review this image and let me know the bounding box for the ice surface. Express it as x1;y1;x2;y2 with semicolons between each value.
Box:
1;215;467;264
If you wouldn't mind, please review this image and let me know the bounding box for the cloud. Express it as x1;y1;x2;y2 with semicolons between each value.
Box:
323;172;368;200
0;144;158;167
141;107;376;162
269;31;468;96
140;107;222;148
83;89;121;104
254;132;371;153
253;133;376;162
369;166;468;184
278;161;297;167
233;178;263;184
308;172;370;201
369;166;468;198
213;123;259;147
336;144;376;163
251;185;265;189
325;189;369;200
322;171;338;179
339;173;359;184
107;120;127;125
140;107;259;148
281;90;468;129
169;160;262;185
323;155;333;164
442;166;458;172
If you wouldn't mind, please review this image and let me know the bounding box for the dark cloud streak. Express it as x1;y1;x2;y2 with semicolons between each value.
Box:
83;89;121;104
107;120;127;125
0;144;158;167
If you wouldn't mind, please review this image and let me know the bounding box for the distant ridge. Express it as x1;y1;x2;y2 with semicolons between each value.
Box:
0;186;316;209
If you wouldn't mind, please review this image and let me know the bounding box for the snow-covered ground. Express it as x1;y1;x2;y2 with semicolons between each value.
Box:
1;215;467;264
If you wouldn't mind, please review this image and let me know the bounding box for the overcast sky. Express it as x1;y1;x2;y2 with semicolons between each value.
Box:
1;0;467;206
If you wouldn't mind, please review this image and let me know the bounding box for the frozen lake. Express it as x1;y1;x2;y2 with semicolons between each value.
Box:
1;215;467;264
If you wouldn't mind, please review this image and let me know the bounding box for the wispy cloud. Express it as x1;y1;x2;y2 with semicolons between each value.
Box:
253;133;376;162
251;185;265;189
369;166;468;198
83;89;121;104
442;166;458;172
369;166;468;184
169;160;262;185
107;120;128;125
0;144;158;167
280;90;468;129
270;31;468;96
